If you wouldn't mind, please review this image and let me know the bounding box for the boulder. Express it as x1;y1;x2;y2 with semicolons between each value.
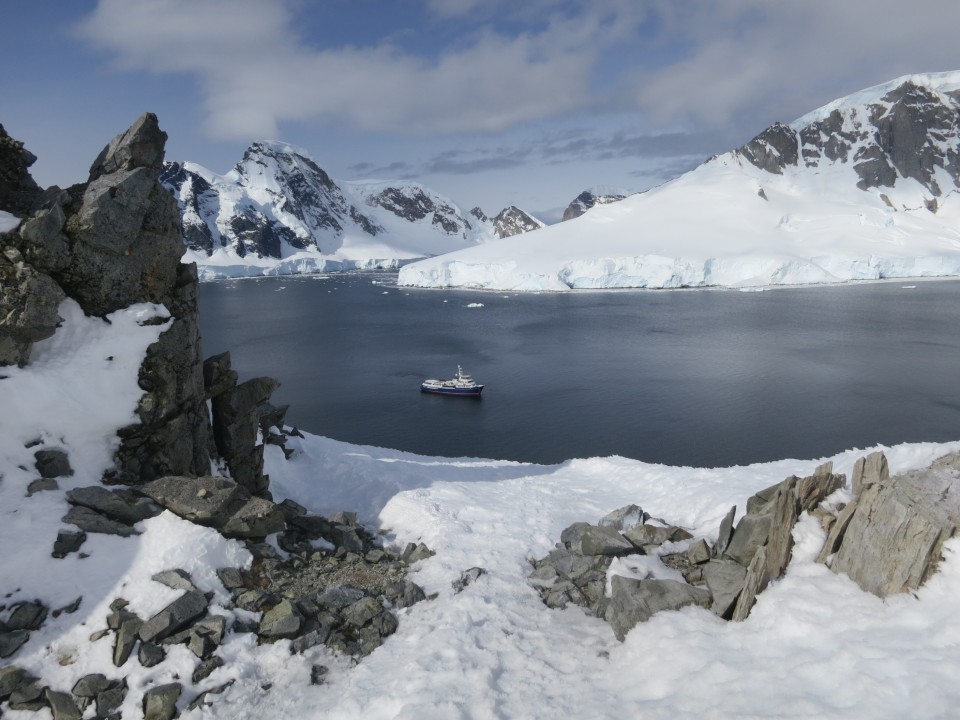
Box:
71;673;110;699
141;475;284;538
139;590;209;643
138;642;166;668
828;452;960;597
0;665;31;700
0;246;64;366
66;486;161;526
712;505;737;558
34;448;72;478
26;477;58;496
7;601;47;631
598;504;646;532
702;559;748;619
44;689;82;720
622;523;690;548
142;682;181;720
63;506;140;537
452;567;485;593
258;599;303;640
561;522;635;556
113;615;142;666
605;576;711;641
151;569;199;593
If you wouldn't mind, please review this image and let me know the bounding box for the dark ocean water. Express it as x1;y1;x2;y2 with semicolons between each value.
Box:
198;273;960;467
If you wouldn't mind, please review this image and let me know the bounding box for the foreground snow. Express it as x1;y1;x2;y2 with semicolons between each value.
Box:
4;301;960;718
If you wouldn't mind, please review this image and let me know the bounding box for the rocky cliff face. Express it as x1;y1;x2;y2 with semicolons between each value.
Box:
0;114;286;489
735;76;960;205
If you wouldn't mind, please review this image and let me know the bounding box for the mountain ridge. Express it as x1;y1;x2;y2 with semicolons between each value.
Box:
399;71;960;291
160;142;544;280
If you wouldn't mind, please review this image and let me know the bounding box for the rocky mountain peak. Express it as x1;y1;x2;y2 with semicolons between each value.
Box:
733;74;960;204
0;123;41;217
492;205;544;239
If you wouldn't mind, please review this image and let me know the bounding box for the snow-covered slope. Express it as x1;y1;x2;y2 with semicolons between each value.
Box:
399;71;960;291
160;143;542;280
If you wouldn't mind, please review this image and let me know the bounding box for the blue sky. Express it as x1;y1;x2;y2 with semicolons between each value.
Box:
4;0;960;221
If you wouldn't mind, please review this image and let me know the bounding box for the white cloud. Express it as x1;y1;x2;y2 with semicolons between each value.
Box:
75;0;643;140
73;0;960;147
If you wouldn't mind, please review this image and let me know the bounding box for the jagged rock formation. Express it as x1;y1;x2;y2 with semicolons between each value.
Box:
818;451;960;596
491;205;544;238
736;76;960;204
561;189;627;221
532;452;960;640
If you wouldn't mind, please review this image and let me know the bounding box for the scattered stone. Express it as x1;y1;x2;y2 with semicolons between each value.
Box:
0;665;30;699
66;485;161;526
452;567;486;593
216;566;245;591
44;688;82;720
152;569;199;593
318;585;366;610
34;448;72;478
96;681;127;718
72;673;110;699
192;655;224;683
686;539;711;565
26;477;59;496
52;528;87;559
139;590;209;643
186;680;234;712
343;597;381;627
62;505;140;537
52;596;81;618
7;600;47;630
138;642;166;667
561;522;636;556
0;629;30;658
310;664;329;685
8;680;45;711
401;542;435;563
258;599;303;640
142;682;181;720
113;615;142;666
605;576;711;641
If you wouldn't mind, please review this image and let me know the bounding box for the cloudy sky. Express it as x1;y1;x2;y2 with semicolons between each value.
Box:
4;0;960;221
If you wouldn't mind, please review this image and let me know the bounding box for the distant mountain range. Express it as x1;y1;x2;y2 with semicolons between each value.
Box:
160;142;545;279
399;71;960;291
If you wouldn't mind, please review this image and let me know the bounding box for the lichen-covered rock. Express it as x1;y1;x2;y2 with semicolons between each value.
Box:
828;452;960;597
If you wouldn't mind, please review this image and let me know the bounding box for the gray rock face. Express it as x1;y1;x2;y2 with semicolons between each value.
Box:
66;485;160;526
142;682;181;720
139;590;209;643
0;122;42;217
605;576;711;641
141;475;284;538
0;246;64;366
737;79;960;203
827;452;960;597
561;522;636;556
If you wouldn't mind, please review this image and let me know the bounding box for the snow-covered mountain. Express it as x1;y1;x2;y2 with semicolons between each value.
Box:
399;71;960;291
561;189;629;221
160;142;543;280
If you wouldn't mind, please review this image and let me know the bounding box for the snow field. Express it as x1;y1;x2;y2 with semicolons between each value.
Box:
3;294;960;718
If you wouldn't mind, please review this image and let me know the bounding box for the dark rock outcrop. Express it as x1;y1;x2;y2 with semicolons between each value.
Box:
562;189;627;221
736;78;960;204
492;205;543;238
